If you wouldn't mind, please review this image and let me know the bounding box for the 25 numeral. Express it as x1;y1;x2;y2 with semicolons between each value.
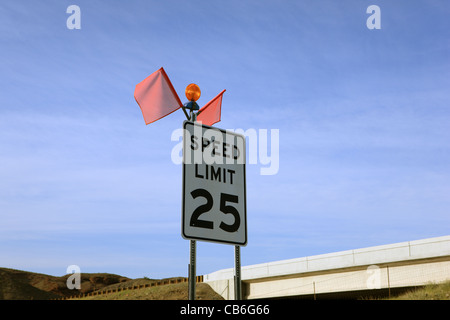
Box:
190;189;240;233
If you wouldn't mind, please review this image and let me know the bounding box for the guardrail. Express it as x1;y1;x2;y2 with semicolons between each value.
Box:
59;275;204;300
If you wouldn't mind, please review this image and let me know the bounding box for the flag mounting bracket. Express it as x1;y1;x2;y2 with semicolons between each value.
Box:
181;105;190;120
182;101;200;120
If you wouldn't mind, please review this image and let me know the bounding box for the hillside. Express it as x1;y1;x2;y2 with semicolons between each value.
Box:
0;267;222;300
0;267;130;300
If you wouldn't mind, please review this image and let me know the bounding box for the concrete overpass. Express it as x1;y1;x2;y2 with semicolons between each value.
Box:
204;235;450;299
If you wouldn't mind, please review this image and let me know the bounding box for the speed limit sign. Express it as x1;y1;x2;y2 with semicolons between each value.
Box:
182;121;247;246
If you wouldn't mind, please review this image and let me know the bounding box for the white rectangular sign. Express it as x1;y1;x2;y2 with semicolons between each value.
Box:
182;121;247;246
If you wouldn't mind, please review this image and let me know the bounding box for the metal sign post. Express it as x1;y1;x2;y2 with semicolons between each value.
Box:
188;240;196;300
186;104;197;301
235;245;242;300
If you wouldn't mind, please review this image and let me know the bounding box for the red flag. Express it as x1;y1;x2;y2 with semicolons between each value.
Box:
134;68;183;125
196;89;226;126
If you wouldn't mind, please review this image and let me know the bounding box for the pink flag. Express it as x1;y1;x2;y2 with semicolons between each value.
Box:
196;90;226;126
134;68;183;125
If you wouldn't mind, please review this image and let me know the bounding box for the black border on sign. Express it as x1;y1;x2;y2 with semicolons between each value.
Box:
181;121;247;246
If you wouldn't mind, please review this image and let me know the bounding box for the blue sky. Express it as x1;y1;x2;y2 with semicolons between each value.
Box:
0;0;449;279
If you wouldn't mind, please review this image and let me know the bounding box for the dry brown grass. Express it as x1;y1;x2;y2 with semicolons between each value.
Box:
77;282;223;300
389;281;450;300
